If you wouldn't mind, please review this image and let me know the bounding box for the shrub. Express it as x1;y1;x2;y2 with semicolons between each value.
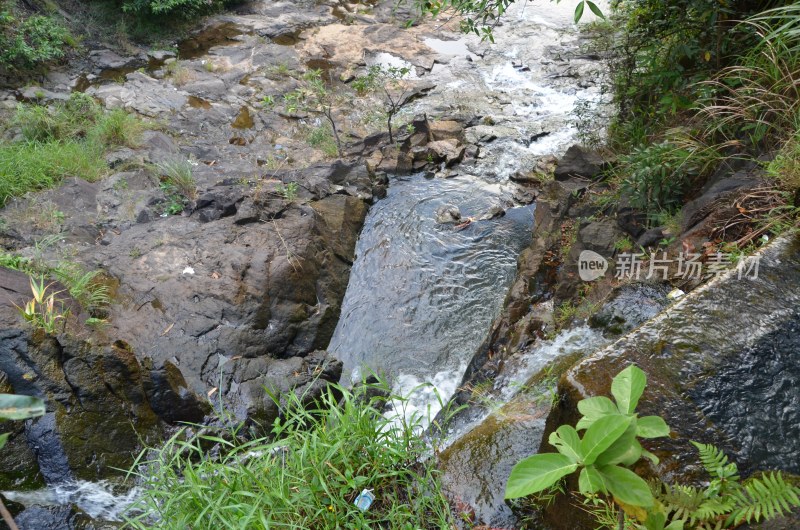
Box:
0;1;71;70
618;137;720;213
124;381;454;529
121;0;235;18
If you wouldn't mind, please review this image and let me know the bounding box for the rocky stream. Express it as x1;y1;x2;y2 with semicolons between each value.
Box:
0;0;798;528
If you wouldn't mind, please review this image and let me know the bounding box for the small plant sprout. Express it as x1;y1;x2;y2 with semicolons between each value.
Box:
261;95;275;109
15;276;70;334
282;69;343;156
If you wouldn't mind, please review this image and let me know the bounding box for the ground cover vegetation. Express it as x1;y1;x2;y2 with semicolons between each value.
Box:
123;381;455;529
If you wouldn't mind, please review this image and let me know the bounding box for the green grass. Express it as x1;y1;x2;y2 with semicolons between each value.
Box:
124;381;454;529
0;140;106;203
307;125;339;158
0;94;144;205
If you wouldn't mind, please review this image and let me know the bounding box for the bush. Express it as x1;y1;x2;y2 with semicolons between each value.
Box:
124;381;454;529
0;1;71;70
121;0;236;18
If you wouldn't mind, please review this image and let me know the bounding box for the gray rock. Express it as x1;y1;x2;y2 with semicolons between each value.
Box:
589;282;670;336
554;144;607;181
577;218;624;256
436;204;462;224
636;226;665;248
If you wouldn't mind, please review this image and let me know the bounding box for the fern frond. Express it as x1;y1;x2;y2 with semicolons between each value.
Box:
693;498;734;523
725;471;800;526
657;482;704;522
691;441;739;481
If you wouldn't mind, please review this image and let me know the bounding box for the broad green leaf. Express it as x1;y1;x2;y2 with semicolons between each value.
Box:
599;464;654;507
0;394;45;420
665;521;685;530
573;0;585;23
581;415;632;465
611;365;647;414
548;425;583;463
578;465;606;495
586;0;605;19
576;396;619;430
505;453;578;499
0;432;8;450
637;416;670;438
595;424;640;466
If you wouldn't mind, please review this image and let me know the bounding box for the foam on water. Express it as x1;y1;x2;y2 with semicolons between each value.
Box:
3;480;140;521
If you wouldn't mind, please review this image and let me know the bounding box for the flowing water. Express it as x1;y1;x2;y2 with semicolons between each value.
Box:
328;175;534;422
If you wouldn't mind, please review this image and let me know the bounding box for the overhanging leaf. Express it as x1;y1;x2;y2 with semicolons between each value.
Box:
637;416;670;438
0;432;8;450
576;396;619;430
505;453;578;499
611;365;647;414
0;394;45;420
549;425;583;463
581;414;632;465
599;464;654;507
573;1;585;23
586;0;605;19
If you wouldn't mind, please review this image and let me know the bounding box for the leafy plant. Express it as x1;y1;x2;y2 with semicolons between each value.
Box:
261;94;275;109
279;181;299;201
506;365;668;512
0;393;45;530
14;276;70;333
0;2;71;70
617;141;717;213
651;443;800;529
506;366;800;530
283;69;343;156
52;263;111;315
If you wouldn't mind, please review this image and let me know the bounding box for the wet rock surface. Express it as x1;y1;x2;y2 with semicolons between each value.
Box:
540;236;800;530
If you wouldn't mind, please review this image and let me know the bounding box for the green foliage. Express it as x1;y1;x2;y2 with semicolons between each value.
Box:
124;381;454;529
697;20;800;149
506;365;666;508
0;1;71;70
0;394;45;423
284;69;343;156
155;158;196;214
121;0;235;18
406;0;601;42
0;94;143;204
652;443;800;529
279;181;299;201
766;130;800;191
14;275;69;333
306;124;339;157
617;140;719;213
507;365;800;530
52;263;111;315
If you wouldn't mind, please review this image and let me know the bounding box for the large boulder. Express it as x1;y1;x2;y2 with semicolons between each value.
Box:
0;268;164;486
540;236;800;529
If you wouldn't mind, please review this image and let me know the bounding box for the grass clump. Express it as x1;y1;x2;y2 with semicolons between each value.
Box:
0;140;106;203
154;158;196;214
307;124;339;158
124;381;454;529
0;93;144;205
